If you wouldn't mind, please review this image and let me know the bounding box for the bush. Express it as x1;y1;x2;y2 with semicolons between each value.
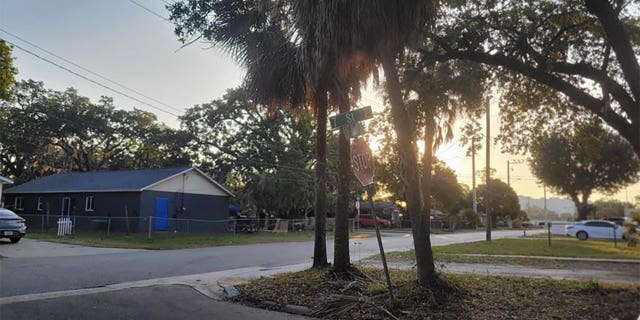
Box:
512;218;523;229
623;223;638;247
460;209;481;229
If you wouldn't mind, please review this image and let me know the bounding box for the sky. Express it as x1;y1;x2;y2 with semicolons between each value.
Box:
1;0;638;208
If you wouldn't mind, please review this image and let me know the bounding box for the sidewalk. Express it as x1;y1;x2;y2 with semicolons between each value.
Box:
440;253;640;263
0;284;314;320
361;255;640;284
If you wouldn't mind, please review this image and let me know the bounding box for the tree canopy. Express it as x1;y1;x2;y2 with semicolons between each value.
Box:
431;160;466;214
180;87;320;219
592;198;634;218
529;122;640;220
476;178;521;226
0;40;16;101
427;0;640;155
0;80;190;183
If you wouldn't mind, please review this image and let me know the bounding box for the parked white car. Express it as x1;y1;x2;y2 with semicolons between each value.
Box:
566;220;623;240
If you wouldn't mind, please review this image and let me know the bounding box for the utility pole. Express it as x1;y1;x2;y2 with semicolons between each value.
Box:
485;98;491;241
543;184;548;223
472;139;477;217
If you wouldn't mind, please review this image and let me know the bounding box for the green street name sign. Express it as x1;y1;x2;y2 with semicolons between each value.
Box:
329;106;373;129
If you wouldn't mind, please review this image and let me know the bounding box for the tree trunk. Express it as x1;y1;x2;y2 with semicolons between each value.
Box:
421;115;436;232
382;54;437;286
571;194;592;221
313;89;329;268
333;91;351;272
576;202;591;221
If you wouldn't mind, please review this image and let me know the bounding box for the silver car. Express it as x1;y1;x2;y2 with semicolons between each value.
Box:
0;208;27;243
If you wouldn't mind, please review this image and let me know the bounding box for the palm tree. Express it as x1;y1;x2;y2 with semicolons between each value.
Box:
294;1;383;271
401;57;487;251
167;0;332;267
293;0;439;285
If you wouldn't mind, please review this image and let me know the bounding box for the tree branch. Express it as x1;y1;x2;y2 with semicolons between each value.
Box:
585;0;640;103
426;43;637;152
548;61;636;118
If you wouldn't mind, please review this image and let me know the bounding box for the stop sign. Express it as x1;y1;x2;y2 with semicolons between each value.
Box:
351;137;375;186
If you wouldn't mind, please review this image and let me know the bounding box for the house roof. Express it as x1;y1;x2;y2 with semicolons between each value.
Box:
4;167;234;197
0;176;13;185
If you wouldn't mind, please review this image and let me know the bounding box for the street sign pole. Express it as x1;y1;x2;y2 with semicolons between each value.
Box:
332;107;393;301
355;199;360;230
365;184;394;301
351;137;394;301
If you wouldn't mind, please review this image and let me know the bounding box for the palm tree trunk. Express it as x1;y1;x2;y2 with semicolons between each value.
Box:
313;89;329;268
382;54;437;286
333;91;351;272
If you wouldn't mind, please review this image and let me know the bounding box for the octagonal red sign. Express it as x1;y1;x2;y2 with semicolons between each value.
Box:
351;137;375;186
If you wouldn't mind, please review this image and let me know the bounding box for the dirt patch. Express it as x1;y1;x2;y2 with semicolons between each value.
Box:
234;267;640;320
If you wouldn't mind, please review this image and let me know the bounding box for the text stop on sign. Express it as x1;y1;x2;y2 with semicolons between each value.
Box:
351;137;375;186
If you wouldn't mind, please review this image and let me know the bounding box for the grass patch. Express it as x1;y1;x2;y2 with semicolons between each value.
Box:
235;267;640;320
433;254;576;266
385;237;640;260
26;231;366;250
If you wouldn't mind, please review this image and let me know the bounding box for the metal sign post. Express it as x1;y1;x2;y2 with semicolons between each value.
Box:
351;137;394;301
331;107;393;301
355;198;361;230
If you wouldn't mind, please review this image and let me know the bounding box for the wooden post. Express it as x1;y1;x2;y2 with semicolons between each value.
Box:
148;216;153;239
547;222;551;247
124;205;131;234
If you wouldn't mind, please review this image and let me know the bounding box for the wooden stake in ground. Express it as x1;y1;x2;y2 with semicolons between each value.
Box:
351;137;394;301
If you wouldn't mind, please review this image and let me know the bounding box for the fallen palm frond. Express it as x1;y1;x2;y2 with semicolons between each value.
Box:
310;293;398;320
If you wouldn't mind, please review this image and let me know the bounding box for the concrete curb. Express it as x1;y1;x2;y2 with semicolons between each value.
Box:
440;253;640;263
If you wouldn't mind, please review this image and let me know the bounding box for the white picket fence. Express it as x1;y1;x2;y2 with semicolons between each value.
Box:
57;217;73;236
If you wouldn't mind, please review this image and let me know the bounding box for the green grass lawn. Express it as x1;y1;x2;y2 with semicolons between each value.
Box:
26;231;365;250
386;237;640;260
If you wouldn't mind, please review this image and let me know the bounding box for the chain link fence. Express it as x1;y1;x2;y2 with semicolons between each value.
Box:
19;214;361;238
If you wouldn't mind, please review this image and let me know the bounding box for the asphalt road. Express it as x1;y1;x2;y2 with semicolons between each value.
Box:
0;285;312;320
0;230;534;298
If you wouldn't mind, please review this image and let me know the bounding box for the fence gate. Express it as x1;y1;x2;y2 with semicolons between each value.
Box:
57;217;73;236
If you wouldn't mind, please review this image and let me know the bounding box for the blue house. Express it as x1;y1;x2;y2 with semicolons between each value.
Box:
3;167;234;232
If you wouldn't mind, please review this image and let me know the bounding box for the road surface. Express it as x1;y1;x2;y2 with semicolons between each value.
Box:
0;230;534;298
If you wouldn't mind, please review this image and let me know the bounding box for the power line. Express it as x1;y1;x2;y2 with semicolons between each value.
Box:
128;0;169;21
0;28;183;113
4;39;180;117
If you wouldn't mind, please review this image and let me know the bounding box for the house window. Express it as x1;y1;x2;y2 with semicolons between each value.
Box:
85;196;94;212
14;197;24;210
37;197;44;211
